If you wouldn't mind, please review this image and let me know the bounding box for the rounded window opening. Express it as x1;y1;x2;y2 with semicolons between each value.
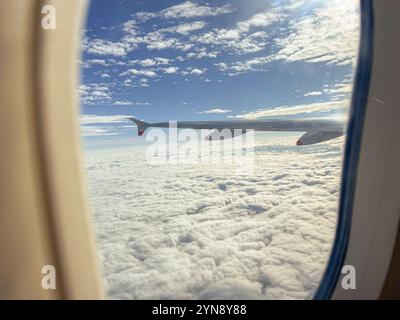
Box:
79;0;360;299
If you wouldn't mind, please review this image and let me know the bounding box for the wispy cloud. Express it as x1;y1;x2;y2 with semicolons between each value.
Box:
83;38;134;57
133;1;235;21
193;9;283;55
112;101;150;106
120;69;158;78
273;0;359;66
163;66;180;74
80;115;129;125
213;0;359;75
79;83;112;105
198;108;232;114
231;100;349;120
81;126;119;137
190;67;206;75
304;91;322;97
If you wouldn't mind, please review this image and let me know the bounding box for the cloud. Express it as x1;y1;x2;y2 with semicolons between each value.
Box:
85;39;134;57
198;108;232;114
237;11;283;33
186;48;219;59
143;31;190;51
128;57;171;68
81;126;119;137
130;1;235;24
138;58;158;67
162;21;207;35
120;69;157;78
113;100;132;106
85;135;343;299
190;68;206;75
85;59;109;67
273;0;359;66
120;3;283;55
79;114;133;137
193;9;283;55
80;114;129;125
112;100;151;106
323;82;353;96
133;21;207;52
213;0;359;74
232;100;349;120
79;83;112;105
215;56;273;75
159;1;235;20
163;66;180;74
304;91;323;97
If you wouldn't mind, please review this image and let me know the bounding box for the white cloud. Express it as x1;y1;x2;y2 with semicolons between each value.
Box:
215;56;273;75
85;39;134;57
87;59;109;66
323;82;353;95
304;91;323;97
190;68;206;75
237;11;283;33
80;114;129;125
163;66;180;74
162;21;207;36
129;57;171;67
81;126;119;137
138;58;158;67
131;4;283;56
186;48;219;59
113;100;132;106
159;1;235;19
132;12;157;23
129;1;234;25
214;62;228;71
232;99;349;120
85;135;343;299
198;108;232;114
78;83;112;105
212;0;359;74
113;101;151;106
193;9;283;54
273;0;359;66
194;29;267;54
120;69;157;78
143;31;186;51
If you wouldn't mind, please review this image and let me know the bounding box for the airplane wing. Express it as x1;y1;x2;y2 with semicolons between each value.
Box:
127;117;345;146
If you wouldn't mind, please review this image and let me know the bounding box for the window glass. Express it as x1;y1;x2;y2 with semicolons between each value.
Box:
80;0;360;299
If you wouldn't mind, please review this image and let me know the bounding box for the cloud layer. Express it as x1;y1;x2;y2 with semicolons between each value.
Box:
85;134;343;299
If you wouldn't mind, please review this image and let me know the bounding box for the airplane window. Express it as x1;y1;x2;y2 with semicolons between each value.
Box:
79;0;360;299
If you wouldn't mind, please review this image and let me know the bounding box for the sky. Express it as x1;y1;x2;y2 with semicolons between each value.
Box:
79;0;359;150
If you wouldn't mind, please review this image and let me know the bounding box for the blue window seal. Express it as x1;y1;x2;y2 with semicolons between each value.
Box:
314;0;374;300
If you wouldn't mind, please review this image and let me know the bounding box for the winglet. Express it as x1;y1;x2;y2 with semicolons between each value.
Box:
127;117;150;136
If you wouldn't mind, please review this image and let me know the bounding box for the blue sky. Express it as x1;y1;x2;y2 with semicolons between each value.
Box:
79;0;359;149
